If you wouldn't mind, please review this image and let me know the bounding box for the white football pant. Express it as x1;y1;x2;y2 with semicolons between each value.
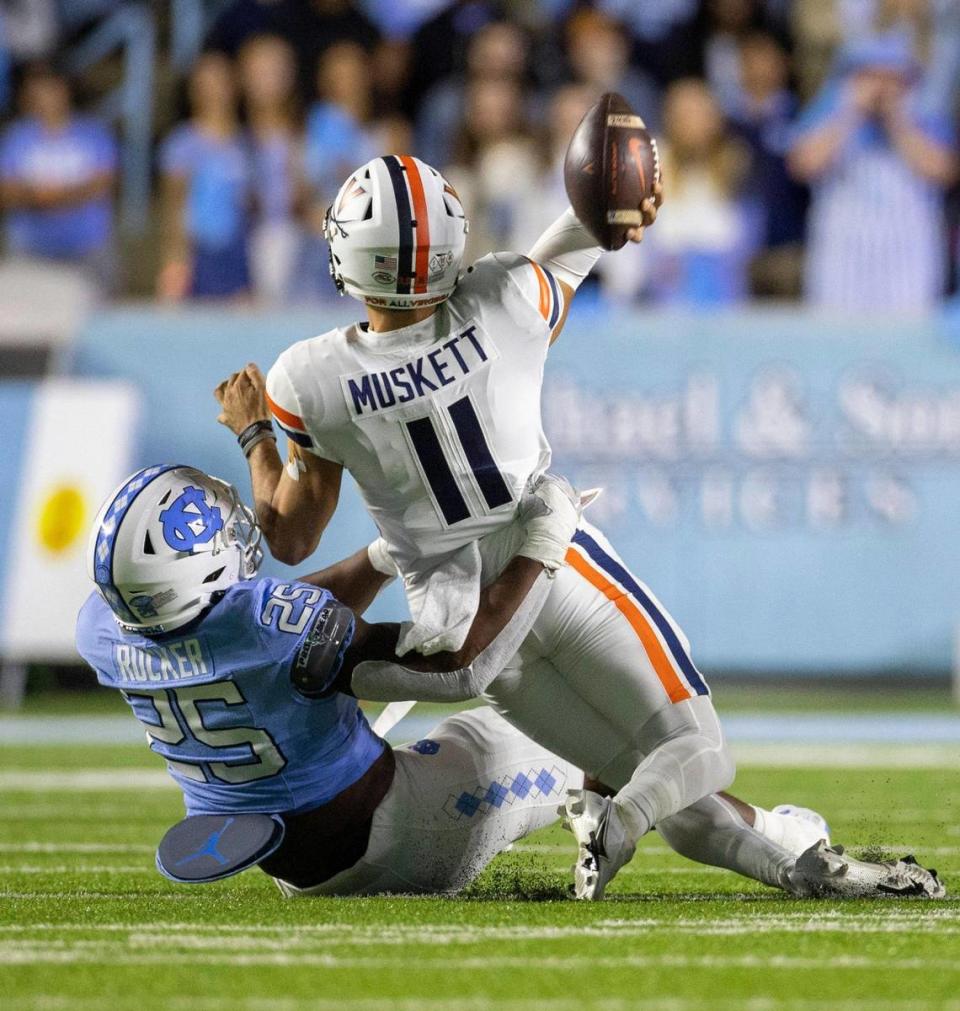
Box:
483;520;735;840
275;707;581;896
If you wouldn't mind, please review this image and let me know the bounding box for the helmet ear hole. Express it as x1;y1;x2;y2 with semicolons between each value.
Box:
143;531;156;555
202;566;225;584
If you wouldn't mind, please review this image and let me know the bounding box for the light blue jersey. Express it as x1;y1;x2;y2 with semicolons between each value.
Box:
76;577;384;817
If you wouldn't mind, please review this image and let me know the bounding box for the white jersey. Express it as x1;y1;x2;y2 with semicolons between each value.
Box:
267;252;565;576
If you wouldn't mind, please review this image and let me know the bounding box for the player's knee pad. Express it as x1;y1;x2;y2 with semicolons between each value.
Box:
635;695;735;799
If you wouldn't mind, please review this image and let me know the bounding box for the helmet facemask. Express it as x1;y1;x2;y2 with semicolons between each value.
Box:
220;482;263;581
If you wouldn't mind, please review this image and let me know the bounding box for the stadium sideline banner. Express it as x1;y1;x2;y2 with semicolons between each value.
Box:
0;379;139;661
67;304;960;675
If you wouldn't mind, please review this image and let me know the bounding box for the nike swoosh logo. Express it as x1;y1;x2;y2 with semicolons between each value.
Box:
627;136;647;194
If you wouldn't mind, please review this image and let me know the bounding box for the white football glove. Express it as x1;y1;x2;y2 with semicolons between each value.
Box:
517;473;582;575
367;537;400;578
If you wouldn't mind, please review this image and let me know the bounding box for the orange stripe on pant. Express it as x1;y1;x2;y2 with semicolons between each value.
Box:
565;546;692;704
528;260;552;322
399;155;430;294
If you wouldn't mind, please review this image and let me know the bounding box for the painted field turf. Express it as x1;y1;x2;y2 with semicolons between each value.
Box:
1;735;959;1010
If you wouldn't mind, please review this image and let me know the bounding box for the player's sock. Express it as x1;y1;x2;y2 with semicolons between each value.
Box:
657;794;796;890
751;805;830;856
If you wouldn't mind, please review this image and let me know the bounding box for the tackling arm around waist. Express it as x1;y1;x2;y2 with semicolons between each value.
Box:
345;554;552;703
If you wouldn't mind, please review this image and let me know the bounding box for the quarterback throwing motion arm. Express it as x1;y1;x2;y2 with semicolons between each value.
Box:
525;181;661;346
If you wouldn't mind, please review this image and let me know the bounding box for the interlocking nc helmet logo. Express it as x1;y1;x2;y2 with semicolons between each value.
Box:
159;486;224;551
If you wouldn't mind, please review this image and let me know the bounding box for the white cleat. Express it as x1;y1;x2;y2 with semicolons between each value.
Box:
773;804;831;847
788;839;946;899
558;789;635;900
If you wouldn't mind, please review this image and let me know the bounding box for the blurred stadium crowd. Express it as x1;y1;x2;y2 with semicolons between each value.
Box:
0;0;958;311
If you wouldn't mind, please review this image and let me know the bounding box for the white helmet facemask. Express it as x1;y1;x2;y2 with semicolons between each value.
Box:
325;155;468;310
87;465;263;634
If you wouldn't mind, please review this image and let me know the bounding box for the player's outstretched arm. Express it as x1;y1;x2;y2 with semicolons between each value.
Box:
297;545;392;616
526;180;661;344
291;553;549;701
215;363;342;565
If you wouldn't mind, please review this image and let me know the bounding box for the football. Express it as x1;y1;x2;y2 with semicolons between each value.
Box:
563;92;660;251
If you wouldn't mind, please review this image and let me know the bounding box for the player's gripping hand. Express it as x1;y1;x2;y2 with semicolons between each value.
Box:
625;179;663;245
214;363;271;436
517;473;582;575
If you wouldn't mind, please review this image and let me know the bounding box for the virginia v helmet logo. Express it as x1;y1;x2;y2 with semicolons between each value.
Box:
160;486;224;551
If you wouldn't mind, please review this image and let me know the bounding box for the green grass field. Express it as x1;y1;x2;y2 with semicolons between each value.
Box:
2;701;959;1010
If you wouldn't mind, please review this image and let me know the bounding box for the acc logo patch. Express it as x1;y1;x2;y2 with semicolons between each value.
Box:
160;486;223;551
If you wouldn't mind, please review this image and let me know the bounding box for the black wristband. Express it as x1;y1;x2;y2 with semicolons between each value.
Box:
238;420;275;457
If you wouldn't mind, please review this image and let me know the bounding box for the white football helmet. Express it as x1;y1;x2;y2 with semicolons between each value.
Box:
325;155;468;310
86;465;262;633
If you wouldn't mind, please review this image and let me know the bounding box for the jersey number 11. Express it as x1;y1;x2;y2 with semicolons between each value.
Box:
406;395;512;525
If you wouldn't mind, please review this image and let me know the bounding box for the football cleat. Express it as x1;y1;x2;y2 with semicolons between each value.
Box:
773;803;831;847
559;789;635;901
788;839;946;899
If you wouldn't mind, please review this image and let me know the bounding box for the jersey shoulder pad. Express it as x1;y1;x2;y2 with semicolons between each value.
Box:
248;576;336;660
266;348;318;452
461;252;563;335
182;578;311;684
250;576;355;696
289;596;356;698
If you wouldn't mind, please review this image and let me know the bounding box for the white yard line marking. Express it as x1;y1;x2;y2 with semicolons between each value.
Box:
0;891;192;901
0;947;958;972
8;999;953;1011
3;909;957;934
105;999;960;1011
0;770;172;791
3;911;958;948
0;865;152;874
0;842;153;853
731;744;960;768
0;863;723;877
125;924;959;944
